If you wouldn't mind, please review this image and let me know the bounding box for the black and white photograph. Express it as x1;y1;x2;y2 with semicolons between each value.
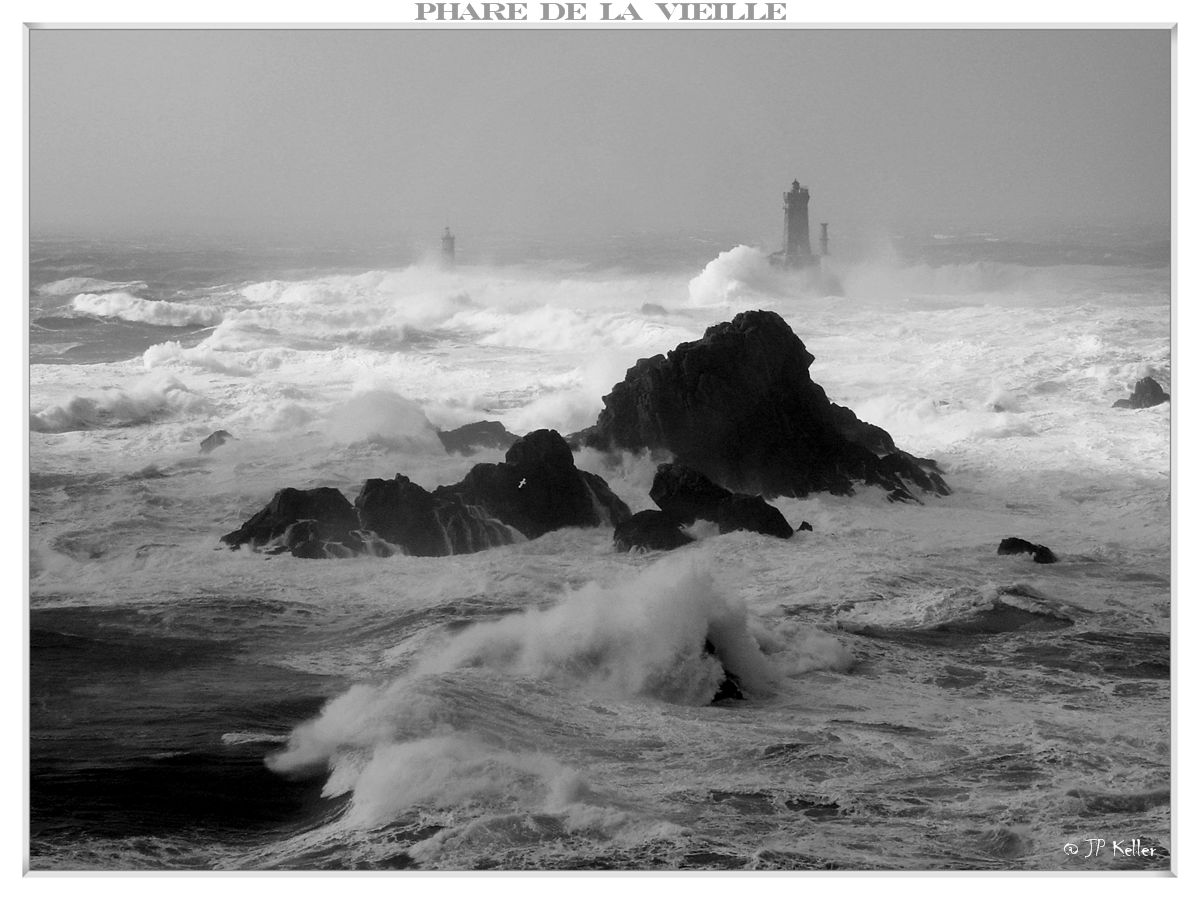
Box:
25;20;1173;873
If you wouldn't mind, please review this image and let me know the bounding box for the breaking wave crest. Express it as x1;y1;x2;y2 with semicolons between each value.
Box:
72;291;224;327
29;373;210;433
266;556;850;838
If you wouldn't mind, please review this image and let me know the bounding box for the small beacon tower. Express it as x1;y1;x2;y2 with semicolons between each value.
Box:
783;180;813;268
819;222;829;257
440;227;456;269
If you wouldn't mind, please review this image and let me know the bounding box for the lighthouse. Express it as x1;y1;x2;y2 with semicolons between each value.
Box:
440;227;456;269
783;180;813;268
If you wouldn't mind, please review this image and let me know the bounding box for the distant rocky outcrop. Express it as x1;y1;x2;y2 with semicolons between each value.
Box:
222;429;630;559
437;420;520;455
1113;377;1170;410
997;537;1058;564
572;310;949;502
200;430;232;454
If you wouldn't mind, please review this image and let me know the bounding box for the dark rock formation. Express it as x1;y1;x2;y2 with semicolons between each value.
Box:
1113;377;1170;409
355;474;515;557
997;537;1058;564
220;487;364;557
437;420;520;455
573;310;949;501
650;463;793;539
200;430;232;454
799;521;813;532
442;429;630;541
613;510;695;553
223;430;629;559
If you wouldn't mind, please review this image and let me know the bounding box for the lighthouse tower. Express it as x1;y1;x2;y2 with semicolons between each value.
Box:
440;227;456;269
783;180;813;268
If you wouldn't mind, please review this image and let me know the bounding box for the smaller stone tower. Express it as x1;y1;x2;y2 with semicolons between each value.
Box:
819;223;829;257
441;227;456;269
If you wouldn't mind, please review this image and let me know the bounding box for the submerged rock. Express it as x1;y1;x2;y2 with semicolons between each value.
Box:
200;429;232;454
220;487;364;558
437;420;520;455
574;310;949;501
650;463;793;539
998;537;1058;564
223;430;629;559
613;510;695;553
1113;377;1170;409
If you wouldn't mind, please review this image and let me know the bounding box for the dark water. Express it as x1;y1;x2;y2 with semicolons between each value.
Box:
29;605;343;867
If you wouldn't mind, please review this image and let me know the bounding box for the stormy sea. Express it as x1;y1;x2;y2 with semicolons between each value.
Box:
28;224;1170;871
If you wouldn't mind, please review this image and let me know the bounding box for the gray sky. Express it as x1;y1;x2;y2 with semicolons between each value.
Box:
29;28;1170;242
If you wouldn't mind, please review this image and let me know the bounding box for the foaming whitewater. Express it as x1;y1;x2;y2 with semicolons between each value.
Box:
29;229;1170;870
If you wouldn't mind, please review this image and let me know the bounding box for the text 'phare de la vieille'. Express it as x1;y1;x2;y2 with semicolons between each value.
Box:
413;3;788;21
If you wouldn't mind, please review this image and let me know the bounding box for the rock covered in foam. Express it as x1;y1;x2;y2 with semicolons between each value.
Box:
997;537;1058;564
222;430;630;559
574;310;949;501
1113;377;1169;409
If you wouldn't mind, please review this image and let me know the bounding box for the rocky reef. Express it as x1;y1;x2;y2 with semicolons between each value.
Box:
222;429;630;559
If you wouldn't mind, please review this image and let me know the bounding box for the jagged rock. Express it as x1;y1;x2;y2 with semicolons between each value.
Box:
1113;377;1169;409
355;474;515;557
799;521;813;532
573;310;949;500
221;487;363;558
437;420;520;455
200;430;232;454
224;430;630;560
650;463;793;539
442;429;630;540
998;537;1058;564
613;510;695;553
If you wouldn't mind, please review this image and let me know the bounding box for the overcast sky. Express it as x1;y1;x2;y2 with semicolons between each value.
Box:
29;28;1170;242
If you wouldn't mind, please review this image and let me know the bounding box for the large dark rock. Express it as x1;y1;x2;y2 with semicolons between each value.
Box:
1113;377;1169;409
997;537;1058;564
574;310;949;501
441;429;630;540
437;420;520;455
220;487;364;558
613;510;695;553
650;463;793;540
